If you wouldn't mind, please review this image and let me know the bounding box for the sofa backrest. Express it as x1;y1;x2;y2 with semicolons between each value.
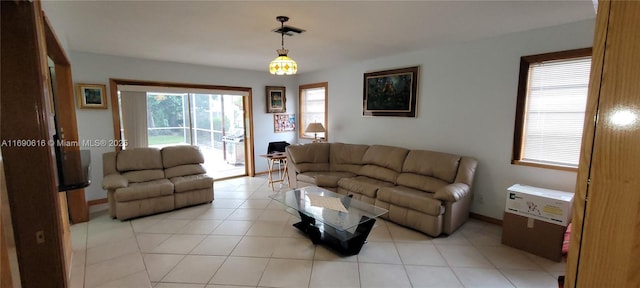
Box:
329;143;369;174
116;148;165;183
161;145;207;178
455;157;478;187
397;150;461;193
162;145;204;167
286;143;330;172
117;148;163;171
103;151;117;176
359;145;409;183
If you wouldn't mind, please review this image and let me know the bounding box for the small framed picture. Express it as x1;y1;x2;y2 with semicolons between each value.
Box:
266;86;286;113
76;83;107;109
274;113;295;133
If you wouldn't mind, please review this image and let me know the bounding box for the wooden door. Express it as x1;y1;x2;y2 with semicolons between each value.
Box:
565;1;640;287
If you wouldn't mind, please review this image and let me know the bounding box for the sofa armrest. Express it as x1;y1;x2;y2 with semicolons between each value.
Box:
434;183;470;202
286;155;298;187
102;174;128;190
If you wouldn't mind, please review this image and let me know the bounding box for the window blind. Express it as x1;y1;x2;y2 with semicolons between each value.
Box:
522;57;591;167
301;87;326;138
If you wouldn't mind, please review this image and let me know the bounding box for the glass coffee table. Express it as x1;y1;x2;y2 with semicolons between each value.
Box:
270;186;388;255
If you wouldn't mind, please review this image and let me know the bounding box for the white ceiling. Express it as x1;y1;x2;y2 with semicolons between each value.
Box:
42;0;596;74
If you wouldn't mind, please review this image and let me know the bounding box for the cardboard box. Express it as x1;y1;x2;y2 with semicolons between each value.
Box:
502;212;566;262
506;184;574;226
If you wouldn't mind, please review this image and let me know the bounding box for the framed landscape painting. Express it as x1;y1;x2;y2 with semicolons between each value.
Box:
266;86;286;113
363;66;419;117
76;83;107;109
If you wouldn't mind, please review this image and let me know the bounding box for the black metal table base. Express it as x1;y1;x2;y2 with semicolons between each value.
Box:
292;212;376;255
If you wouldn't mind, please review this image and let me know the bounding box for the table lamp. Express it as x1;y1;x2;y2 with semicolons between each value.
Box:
305;123;325;142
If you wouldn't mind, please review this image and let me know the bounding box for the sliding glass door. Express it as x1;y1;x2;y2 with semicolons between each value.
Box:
121;90;246;179
189;94;245;179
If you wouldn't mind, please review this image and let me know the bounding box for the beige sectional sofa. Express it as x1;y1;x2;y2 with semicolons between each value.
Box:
102;145;214;220
286;143;477;237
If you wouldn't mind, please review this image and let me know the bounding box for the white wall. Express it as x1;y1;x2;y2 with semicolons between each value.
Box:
70;51;298;201
296;19;595;219
69;19;595;218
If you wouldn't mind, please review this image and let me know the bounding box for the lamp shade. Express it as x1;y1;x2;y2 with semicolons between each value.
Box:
269;55;298;75
305;123;325;133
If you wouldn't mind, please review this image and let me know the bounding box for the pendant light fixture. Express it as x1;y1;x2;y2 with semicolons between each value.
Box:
269;16;298;75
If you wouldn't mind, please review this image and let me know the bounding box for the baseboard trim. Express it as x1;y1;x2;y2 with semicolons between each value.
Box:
87;198;107;206
470;212;503;226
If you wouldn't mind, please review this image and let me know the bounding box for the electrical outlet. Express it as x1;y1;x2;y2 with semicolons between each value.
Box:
477;195;485;204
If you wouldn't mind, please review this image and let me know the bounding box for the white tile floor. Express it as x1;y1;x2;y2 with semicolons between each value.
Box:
70;176;565;288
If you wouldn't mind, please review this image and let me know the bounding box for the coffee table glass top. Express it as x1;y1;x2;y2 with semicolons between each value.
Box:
269;186;388;231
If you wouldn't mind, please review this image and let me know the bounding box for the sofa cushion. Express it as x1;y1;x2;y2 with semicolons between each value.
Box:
396;173;449;194
359;165;400;184
287;143;330;164
378;186;444;216
162;145;204;168
115;179;173;202
403;150;461;183
117;148;163;172
165;164;206;178
337;176;394;198
102;174;128;190
170;174;213;193
330;143;369;173
122;169;165;183
362;145;409;172
297;171;356;187
434;183;471;201
294;163;330;173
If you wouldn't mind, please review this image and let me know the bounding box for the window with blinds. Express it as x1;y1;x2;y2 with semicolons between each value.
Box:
299;82;328;140
512;48;592;170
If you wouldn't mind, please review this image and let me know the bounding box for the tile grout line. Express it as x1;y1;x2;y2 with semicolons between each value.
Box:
129;219;154;287
433;241;466;287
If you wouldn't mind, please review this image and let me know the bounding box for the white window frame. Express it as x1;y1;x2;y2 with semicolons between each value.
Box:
299;82;328;141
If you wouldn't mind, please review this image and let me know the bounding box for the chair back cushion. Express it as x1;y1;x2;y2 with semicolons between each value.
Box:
402;150;461;183
116;148;163;172
358;145;408;183
329;143;369;173
362;145;409;172
287;143;330;172
162;145;205;168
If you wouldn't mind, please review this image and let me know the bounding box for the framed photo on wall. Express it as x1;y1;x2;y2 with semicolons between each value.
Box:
363;66;419;117
76;83;107;109
266;86;286;113
274;113;295;133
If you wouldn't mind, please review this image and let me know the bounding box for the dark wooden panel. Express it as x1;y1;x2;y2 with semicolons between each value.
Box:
1;1;68;287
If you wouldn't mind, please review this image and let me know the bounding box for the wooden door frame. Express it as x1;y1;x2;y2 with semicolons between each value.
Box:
109;78;256;177
43;12;89;224
1;1;69;286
